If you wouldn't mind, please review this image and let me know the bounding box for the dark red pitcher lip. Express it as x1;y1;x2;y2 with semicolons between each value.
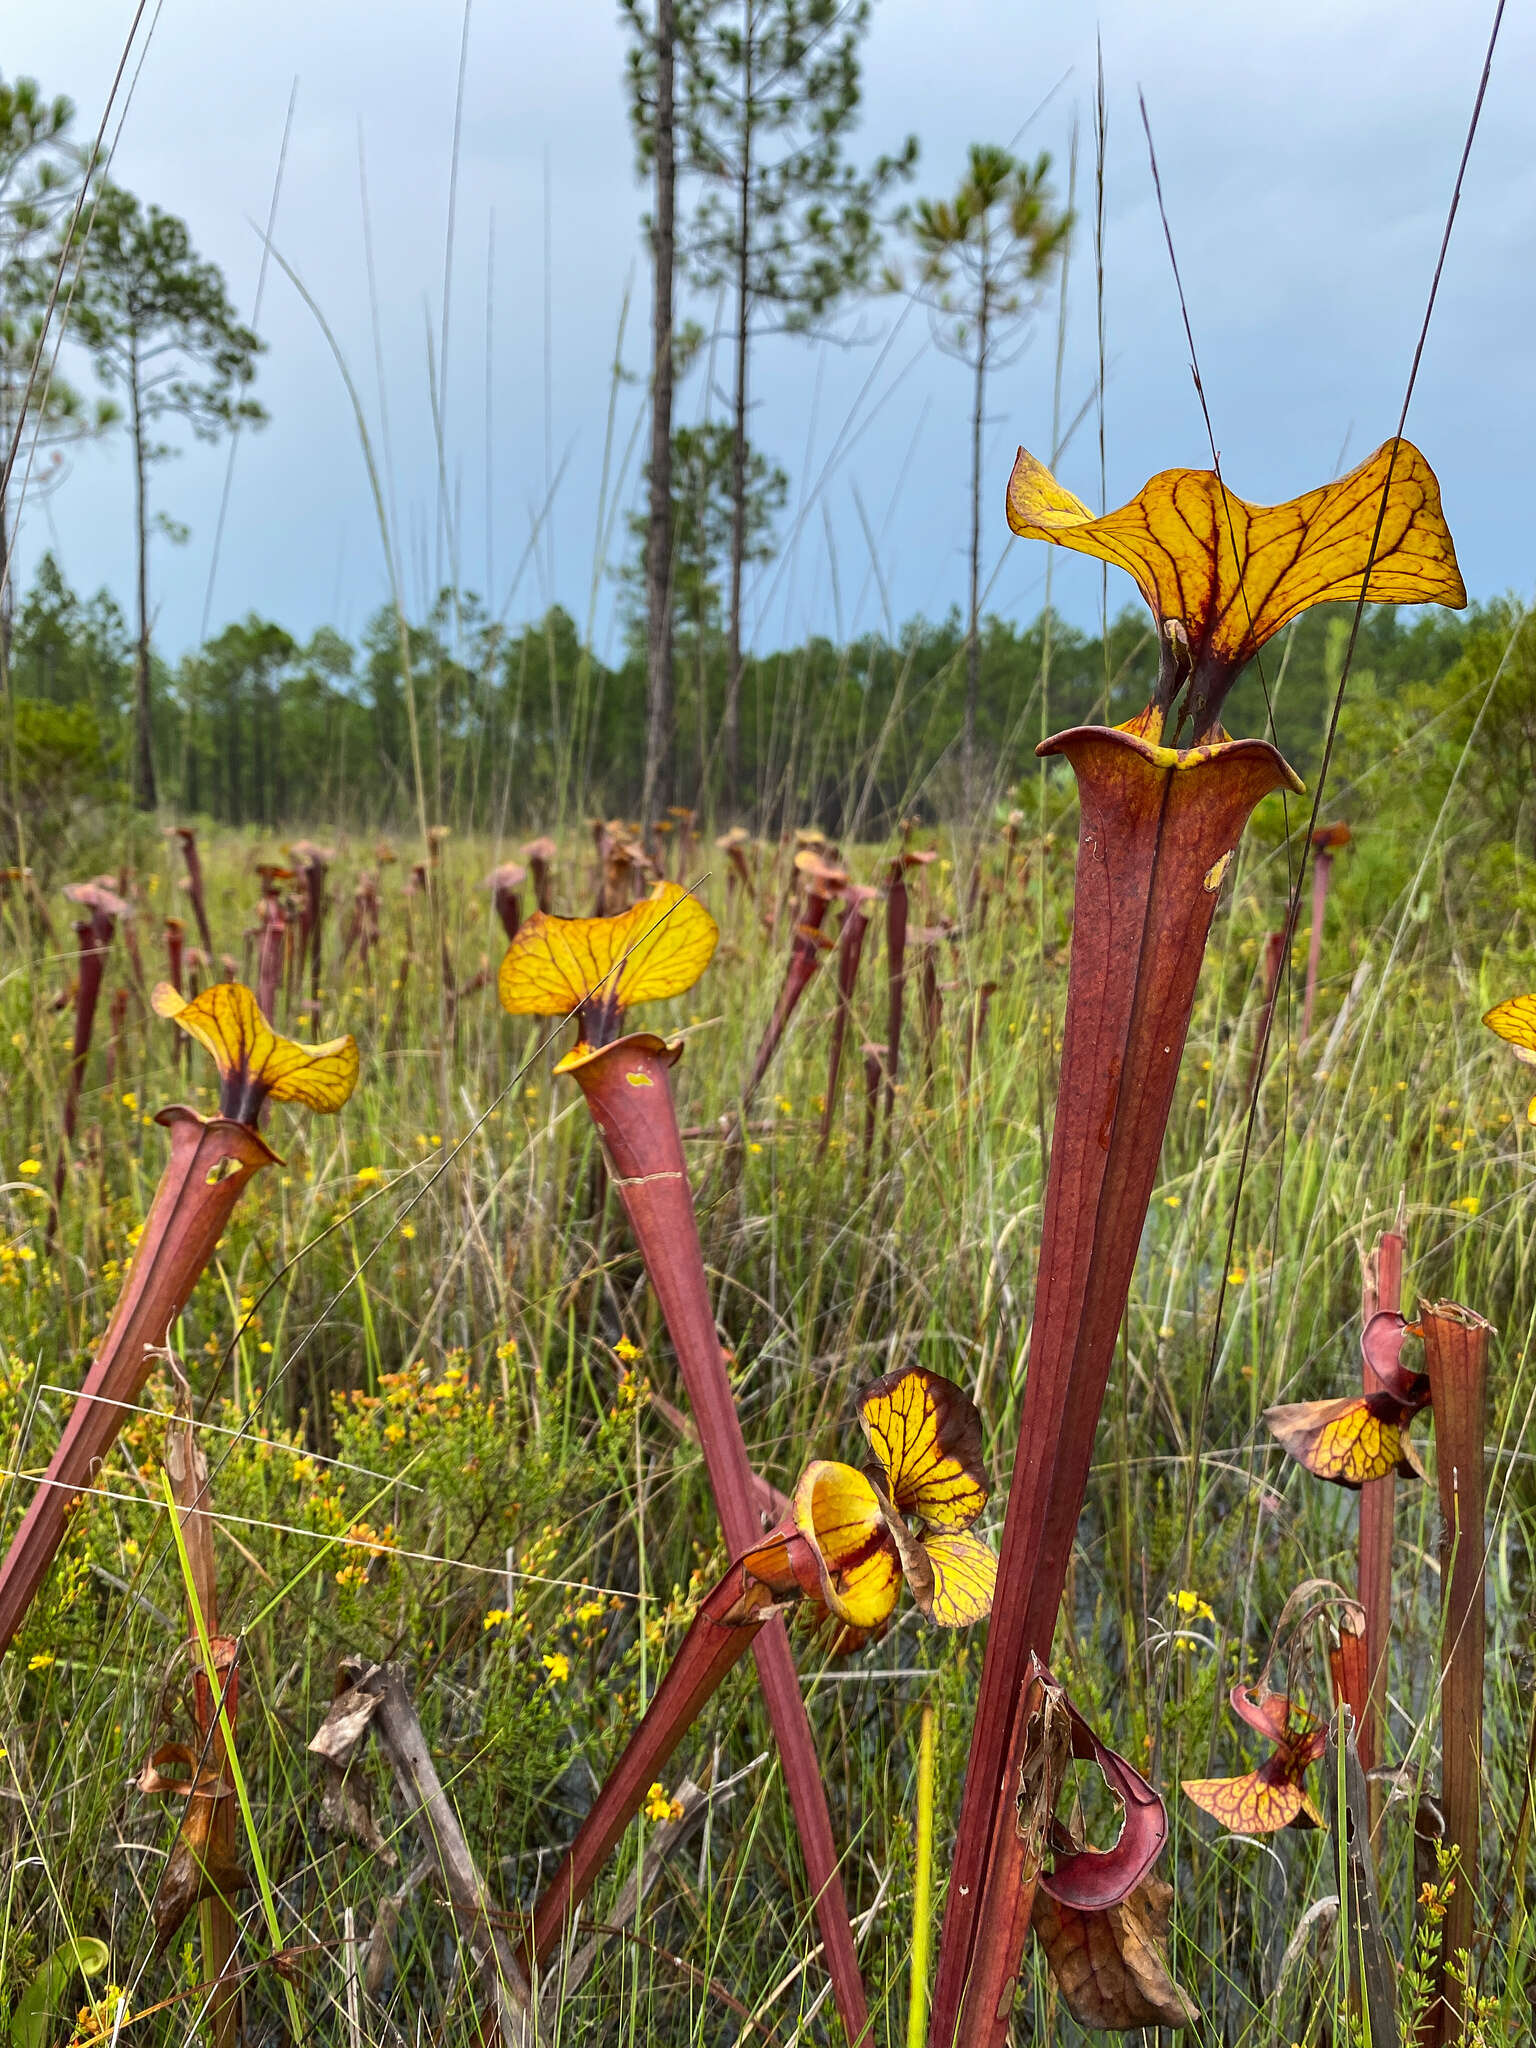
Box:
1038;713;1305;795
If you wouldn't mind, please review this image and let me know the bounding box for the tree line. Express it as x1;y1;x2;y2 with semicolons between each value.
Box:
4;535;1478;859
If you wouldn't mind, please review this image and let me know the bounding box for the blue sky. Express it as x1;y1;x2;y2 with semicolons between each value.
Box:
8;0;1533;665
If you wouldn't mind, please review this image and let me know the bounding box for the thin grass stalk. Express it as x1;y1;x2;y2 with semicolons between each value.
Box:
1421;1299;1491;2045
165;1413;240;2048
1359;1223;1406;1786
159;1469;306;2041
0;1108;275;1657
907;1701;937;2048
559;1032;871;2042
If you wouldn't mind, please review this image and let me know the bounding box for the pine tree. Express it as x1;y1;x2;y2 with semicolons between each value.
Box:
620;0;684;832
69;183;265;808
680;0;914;809
0;74;116;693
894;144;1072;808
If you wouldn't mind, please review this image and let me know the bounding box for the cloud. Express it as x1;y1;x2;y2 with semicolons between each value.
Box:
7;0;1531;662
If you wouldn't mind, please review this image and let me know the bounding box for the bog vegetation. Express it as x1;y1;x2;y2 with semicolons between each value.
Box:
2;15;1534;2048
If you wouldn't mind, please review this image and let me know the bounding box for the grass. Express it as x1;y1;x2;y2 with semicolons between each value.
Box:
1;778;1534;2045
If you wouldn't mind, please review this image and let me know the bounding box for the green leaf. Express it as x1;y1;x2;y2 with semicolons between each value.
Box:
10;1937;111;2048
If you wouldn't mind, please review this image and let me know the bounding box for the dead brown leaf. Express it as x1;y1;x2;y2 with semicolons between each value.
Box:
1032;1874;1198;2030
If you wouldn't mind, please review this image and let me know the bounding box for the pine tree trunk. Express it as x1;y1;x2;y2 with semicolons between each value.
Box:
640;0;677;833
723;19;753;817
965;309;986;817
130;351;158;810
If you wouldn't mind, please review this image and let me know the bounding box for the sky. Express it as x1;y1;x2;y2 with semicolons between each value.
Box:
6;0;1533;670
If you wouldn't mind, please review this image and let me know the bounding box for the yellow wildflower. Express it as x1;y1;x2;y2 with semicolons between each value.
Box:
614;1336;642;1364
643;1782;684;1823
27;1652;54;1672
17;1159;39;1175
1452;1195;1480;1215
541;1652;570;1684
483;1609;512;1631
355;1166;384;1185
1170;1589;1214;1624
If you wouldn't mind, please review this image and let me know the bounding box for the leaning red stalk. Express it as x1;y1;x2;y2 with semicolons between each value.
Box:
1302;824;1348;1041
558;1032;871;2043
54;884;128;1219
861;1042;884;1166
164;917;186;996
1420;1299;1490;2046
931;721;1299;2046
818;885;877;1156
744;883;837;1106
963;980;999;1090
919;935;942;1084
1249;928;1286;1102
529;1559;778;1965
255;898;285;1020
104;985;130;1091
523;837;557;915
884;854;909;1125
60;916;107;1153
0;1108;275;1657
930;431;1463;2043
170;826;215;959
488;863;525;942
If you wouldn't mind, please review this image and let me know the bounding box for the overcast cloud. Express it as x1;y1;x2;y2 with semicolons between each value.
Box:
7;0;1533;663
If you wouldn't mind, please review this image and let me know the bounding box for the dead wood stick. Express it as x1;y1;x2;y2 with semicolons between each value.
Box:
354;1661;533;2045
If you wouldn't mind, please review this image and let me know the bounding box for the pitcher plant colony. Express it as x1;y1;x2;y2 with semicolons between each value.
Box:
8;422;1536;2048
